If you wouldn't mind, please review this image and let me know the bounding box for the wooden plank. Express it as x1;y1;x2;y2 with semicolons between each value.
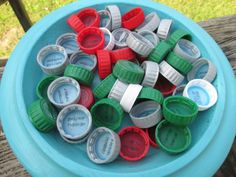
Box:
0;15;236;177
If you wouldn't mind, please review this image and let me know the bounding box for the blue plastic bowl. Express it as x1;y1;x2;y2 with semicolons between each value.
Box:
0;0;236;176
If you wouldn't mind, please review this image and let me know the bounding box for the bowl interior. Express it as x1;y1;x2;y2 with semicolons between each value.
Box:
21;2;220;173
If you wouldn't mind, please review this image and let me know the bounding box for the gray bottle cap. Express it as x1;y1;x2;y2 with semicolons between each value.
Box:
187;58;217;83
136;12;161;32
172;84;186;96
37;45;69;75
141;61;160;87
47;77;81;109
105;5;121;30
60;129;91;144
157;19;173;40
69;51;97;71
56;33;80;55
129;101;162;128
108;79;128;102
98;10;112;31
87;127;121;164
100;27;115;51
138;30;160;48
112;28;131;48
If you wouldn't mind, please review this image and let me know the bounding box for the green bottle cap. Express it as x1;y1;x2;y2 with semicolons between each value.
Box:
27;99;58;132
155;120;191;154
64;64;94;86
90;98;124;130
163;96;198;126
167;29;191;48
113;60;144;84
148;41;172;63
137;87;164;105
36;76;59;99
166;52;193;75
93;74;116;99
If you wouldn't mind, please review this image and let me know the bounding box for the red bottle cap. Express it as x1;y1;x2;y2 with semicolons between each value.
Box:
119;126;150;161
97;50;112;79
145;126;158;148
137;55;147;64
122;7;145;30
78;85;94;109
155;75;176;96
110;47;136;63
77;27;105;54
67;8;100;33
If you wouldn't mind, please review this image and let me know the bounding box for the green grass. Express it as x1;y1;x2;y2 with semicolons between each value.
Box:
0;0;235;57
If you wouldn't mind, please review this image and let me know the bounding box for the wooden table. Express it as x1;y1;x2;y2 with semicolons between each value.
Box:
0;15;236;177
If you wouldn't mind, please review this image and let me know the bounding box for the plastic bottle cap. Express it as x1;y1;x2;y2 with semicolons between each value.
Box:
163;96;198;126
121;7;145;30
118;126;150;161
148;41;172;63
93;74;116;99
183;79;218;111
98;10;112;30
36;76;59;100
155;120;191;154
57;104;92;140
90;98;124;130
97;50;112;79
166;29;191;49
64;64;94;86
187;58;217;83
159;61;184;86
172;84;186;96
129;101;162;128
37;45;68;75
137;87;164;105
105;5;121;30
56;33;80;55
110;47;136;64
61;129;91;144
135;12;160;32
77;27;105;55
113;60;144;84
112;28;131;48
87;127;121;164
126;32;154;57
69;51;97;71
78;85;94;109
47;77;81;109
138;30;159;47
141;61;160;87
27;99;57;132
67;8;100;33
166;52;193;75
99;27;115;51
155;75;177;96
157;19;173;40
145;126;158;148
120;84;143;113
174;39;201;63
108;79;128;102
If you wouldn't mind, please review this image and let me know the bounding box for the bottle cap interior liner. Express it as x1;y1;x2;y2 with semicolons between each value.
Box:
183;79;218;111
141;61;160;87
100;27;115;51
105;5;122;30
157;19;173;40
112;28;131;48
108;79;128;102
47;77;81;108
60;128;91;144
138;30;160;47
172;84;186;96
98;10;112;30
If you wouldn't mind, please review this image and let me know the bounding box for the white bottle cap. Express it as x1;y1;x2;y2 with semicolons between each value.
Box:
174;39;201;63
172;84;186;96
47;77;81;109
98;10;112;31
69;51;97;71
120;84;143;112
56;33;80;55
157;19;173;40
129;101;162;128
183;79;218;111
136;12;161;32
159;61;184;86
141;61;160;87
126;32;154;57
108;79;128;102
100;27;115;51
57;104;92;141
187;58;217;83
37;45;69;75
87;127;121;164
138;30;160;47
112;28;131;48
105;5;121;30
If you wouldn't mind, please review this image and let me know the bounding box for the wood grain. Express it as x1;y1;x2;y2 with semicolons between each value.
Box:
0;15;236;177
